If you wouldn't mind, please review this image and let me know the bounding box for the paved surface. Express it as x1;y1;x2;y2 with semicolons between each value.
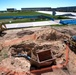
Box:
37;11;76;16
6;21;59;29
37;11;76;19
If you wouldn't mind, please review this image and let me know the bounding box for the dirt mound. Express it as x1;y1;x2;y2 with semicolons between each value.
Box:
61;29;76;36
36;28;68;41
17;30;34;38
0;57;31;72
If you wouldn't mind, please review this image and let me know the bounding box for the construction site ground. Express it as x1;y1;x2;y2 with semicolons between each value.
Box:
0;25;76;75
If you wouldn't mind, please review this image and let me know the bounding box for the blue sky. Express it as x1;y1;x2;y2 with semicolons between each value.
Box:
0;0;76;10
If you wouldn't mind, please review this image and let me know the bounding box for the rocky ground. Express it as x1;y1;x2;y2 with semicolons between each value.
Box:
0;25;76;75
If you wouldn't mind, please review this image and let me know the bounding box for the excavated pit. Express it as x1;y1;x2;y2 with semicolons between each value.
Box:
9;41;66;68
0;28;67;74
0;27;76;75
9;42;36;56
